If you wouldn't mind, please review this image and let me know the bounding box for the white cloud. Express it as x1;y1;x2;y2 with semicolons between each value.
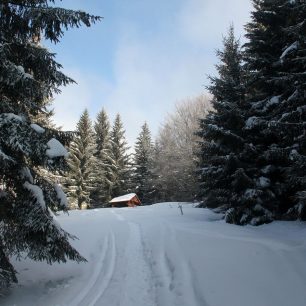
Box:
102;34;208;145
52;0;253;146
52;69;112;130
178;0;252;46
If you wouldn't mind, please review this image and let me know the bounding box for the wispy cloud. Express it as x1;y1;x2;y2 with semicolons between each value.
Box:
178;0;252;46
52;69;112;130
52;0;252;146
102;33;208;144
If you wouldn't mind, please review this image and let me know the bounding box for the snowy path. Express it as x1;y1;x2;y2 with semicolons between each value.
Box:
69;231;116;306
109;209;156;306
2;203;306;306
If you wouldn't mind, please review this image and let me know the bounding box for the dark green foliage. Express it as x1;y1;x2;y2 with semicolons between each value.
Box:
274;0;306;220
133;122;155;204
0;0;100;292
91;108;114;206
0;242;17;296
239;0;306;223
197;25;247;216
65;110;96;209
199;1;306;225
109;114;131;198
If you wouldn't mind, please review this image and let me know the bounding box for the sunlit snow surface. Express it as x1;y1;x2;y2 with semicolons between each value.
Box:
2;203;306;306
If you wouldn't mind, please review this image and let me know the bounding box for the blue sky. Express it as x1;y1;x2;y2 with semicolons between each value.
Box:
50;0;252;145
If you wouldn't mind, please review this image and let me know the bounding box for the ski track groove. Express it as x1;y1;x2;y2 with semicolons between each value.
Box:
111;209;125;221
69;231;116;306
119;221;157;306
159;224;209;306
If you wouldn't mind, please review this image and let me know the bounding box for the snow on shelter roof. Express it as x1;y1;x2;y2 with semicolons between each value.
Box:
110;193;137;203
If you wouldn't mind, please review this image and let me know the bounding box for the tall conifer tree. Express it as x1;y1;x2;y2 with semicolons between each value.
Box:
110;114;131;197
66;110;96;209
133;122;155;204
282;1;306;220
235;0;306;224
0;0;99;291
91;108;114;206
197;26;246;213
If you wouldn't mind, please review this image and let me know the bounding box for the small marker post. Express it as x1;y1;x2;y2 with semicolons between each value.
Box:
178;204;183;215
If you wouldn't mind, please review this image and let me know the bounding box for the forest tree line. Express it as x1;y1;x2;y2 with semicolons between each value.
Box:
69;0;306;228
64;94;211;209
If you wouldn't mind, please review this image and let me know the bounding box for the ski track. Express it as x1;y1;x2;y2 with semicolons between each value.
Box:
111;209;125;221
155;224;208;306
118;221;157;306
69;231;116;306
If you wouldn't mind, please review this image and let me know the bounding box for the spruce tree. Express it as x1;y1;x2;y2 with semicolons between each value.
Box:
215;0;306;225
91;108;114;206
0;0;100;292
282;1;306;220
66;109;96;209
197;26;246;213
233;0;306;224
109;114;131;198
133;122;155;204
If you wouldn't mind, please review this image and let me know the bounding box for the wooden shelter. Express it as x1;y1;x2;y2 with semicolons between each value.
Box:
109;193;141;207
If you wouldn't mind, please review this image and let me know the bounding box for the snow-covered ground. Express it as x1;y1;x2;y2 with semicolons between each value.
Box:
2;203;306;306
